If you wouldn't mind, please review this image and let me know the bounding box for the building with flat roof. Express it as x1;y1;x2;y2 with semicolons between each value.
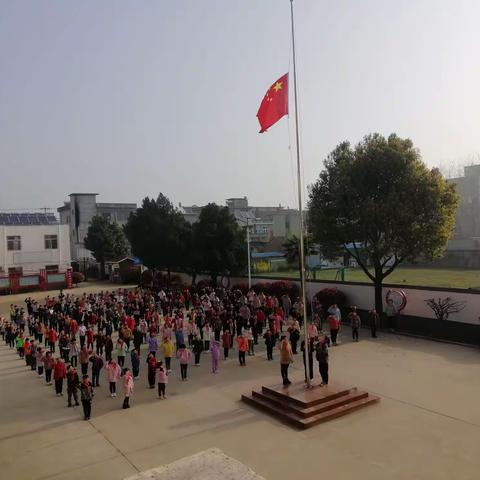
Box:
435;165;480;266
57;193;136;263
181;197;300;250
0;212;71;275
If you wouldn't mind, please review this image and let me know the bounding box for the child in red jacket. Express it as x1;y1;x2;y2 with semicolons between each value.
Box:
53;358;67;396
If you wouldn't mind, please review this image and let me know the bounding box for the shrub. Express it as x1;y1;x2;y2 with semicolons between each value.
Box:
141;269;154;285
232;282;250;294
153;270;166;287
169;274;183;286
196;278;213;290
72;272;85;285
270;280;299;300
272;280;300;301
314;287;347;309
86;266;99;279
120;266;141;284
253;282;272;295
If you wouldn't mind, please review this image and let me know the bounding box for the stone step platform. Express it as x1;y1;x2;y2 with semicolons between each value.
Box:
242;381;379;429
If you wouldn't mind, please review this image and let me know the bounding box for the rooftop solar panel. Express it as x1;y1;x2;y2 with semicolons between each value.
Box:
0;212;58;225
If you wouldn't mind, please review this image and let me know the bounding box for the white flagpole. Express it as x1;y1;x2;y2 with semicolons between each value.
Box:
290;0;311;387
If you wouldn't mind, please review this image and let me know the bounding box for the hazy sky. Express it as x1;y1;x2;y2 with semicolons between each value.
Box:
1;0;479;212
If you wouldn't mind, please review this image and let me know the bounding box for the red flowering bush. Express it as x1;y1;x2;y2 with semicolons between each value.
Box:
232;282;250;294
270;280;299;300
72;272;85;284
196;278;213;289
314;287;347;309
253;282;272;294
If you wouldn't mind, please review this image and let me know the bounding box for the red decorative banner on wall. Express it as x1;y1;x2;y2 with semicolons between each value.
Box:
66;269;73;289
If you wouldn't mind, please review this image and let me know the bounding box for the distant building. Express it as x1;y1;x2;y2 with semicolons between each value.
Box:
181;196;300;250
57;193;136;263
0;212;71;275
444;166;480;266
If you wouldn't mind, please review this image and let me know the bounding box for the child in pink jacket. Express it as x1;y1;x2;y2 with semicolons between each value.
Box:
122;368;134;409
156;361;168;399
211;340;220;374
176;344;191;381
105;359;121;397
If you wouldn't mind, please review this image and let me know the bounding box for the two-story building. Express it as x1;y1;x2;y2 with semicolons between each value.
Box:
0;212;71;275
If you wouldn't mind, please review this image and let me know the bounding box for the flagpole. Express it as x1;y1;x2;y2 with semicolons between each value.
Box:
290;0;311;387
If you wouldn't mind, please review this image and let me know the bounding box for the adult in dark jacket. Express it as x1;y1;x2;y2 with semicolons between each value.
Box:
192;336;204;366
301;338;315;383
133;327;143;352
80;374;94;420
289;326;300;354
263;330;276;361
315;339;329;385
89;353;104;387
130;348;140;379
66;365;80;407
105;335;114;361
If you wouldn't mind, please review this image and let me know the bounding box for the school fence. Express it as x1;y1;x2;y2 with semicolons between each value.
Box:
0;270;71;295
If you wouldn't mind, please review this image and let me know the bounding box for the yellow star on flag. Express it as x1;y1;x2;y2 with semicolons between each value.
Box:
273;81;283;92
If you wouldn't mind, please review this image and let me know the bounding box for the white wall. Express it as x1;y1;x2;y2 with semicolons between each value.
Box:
0;224;71;273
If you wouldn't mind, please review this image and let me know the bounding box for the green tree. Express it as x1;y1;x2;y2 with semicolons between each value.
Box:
182;226;204;285
282;234;318;266
193;203;247;285
308;133;458;313
84;215;129;278
123;193;190;280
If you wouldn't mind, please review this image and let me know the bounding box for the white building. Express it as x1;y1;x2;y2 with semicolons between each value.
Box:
0;213;71;275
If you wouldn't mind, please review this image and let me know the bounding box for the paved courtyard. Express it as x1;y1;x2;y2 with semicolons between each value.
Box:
0;286;480;479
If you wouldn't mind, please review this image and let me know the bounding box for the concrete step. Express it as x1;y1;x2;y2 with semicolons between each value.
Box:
242;390;379;429
261;383;356;408
251;389;369;418
301;395;379;428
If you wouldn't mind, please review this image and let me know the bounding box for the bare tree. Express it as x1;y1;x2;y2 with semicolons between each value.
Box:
437;154;480;179
425;297;466;321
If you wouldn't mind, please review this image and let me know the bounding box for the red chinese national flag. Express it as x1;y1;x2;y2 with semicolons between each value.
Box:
257;73;288;133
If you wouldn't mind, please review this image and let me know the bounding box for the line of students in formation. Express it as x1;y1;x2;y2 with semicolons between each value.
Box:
0;284;360;419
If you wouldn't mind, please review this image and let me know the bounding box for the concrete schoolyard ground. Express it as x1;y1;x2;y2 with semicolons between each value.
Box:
0;289;480;479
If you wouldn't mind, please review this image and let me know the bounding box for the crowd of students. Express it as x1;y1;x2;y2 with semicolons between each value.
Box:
0;284;369;419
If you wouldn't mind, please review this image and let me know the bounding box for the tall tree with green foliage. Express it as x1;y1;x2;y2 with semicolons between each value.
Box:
193;203;247;285
123;193;190;280
84;215;129;278
308;133;458;313
282;234;318;266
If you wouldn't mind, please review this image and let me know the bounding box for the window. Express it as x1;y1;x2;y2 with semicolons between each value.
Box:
7;236;21;251
45;265;59;273
8;267;23;275
44;234;58;249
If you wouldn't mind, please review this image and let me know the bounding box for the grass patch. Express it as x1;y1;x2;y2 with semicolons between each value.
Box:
254;267;480;290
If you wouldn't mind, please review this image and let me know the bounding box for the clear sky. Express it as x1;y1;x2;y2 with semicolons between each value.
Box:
1;0;479;212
